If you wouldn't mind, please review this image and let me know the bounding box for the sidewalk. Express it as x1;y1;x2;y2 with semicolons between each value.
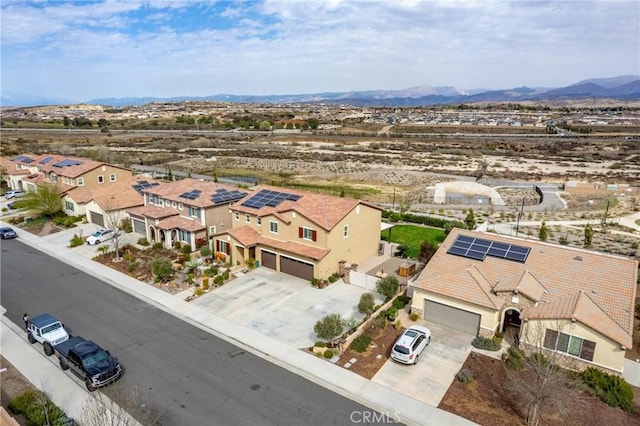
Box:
1;222;475;426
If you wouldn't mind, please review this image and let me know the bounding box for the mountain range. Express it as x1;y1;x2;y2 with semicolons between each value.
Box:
2;75;639;108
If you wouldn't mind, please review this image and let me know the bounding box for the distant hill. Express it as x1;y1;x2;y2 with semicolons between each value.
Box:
2;75;638;108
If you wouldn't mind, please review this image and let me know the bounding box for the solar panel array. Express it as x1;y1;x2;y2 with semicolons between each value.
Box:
52;159;83;168
12;155;34;164
240;189;301;209
211;188;248;204
39;156;54;164
179;189;202;200
447;234;531;263
131;180;160;194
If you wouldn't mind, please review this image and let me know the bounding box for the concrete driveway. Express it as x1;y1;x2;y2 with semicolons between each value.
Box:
191;267;385;348
372;321;473;406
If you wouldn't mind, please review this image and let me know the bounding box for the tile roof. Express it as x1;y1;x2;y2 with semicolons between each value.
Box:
35;155;104;178
67;177;164;209
231;185;381;231
412;228;638;346
142;178;247;208
127;205;179;219
224;225;331;261
157;216;205;232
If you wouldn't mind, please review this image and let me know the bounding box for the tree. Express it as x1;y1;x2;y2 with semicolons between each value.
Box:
376;276;399;301
538;221;548;242
583;224;593;248
101;200;128;261
395;244;409;258
313;314;344;346
357;293;375;318
307;118;320;129
464;209;476;230
151;256;173;282
418;241;438;264
19;184;63;217
444;220;467;235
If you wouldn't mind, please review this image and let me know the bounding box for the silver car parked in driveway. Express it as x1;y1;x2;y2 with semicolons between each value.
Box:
391;325;431;364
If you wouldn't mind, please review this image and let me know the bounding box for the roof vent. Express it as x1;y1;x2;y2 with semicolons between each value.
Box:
574;256;583;261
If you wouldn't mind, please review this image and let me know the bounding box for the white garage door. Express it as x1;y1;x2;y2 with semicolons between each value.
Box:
424;300;480;336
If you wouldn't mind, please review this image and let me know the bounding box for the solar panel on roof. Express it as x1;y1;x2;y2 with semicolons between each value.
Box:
455;235;475;243
448;234;531;263
40;156;53;164
466;250;487;261
488;247;507;257
506;252;528;262
508;246;530;255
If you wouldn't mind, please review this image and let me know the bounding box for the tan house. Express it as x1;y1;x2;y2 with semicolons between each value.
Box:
64;176;164;227
212;185;383;281
127;178;248;250
409;228;637;374
6;154;132;195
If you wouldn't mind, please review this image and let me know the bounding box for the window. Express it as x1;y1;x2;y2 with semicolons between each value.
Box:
269;221;278;234
188;206;201;218
109;173;116;182
344;225;349;238
257;217;262;226
172;201;176;208
65;201;74;211
216;240;230;255
246;214;251;223
148;194;155;204
178;229;190;243
178;203;183;210
77;177;84;186
299;227;316;241
543;329;595;362
97;175;104;183
234;212;239;221
209;226;217;235
52;175;58;183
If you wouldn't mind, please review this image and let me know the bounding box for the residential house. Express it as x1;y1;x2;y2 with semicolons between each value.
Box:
64;176;164;227
5;154;132;195
409;228;638;375
212;185;383;281
127;178;248;250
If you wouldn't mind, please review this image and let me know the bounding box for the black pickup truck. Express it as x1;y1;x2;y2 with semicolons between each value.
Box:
55;336;122;392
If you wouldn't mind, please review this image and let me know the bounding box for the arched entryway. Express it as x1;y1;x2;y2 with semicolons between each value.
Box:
501;308;522;346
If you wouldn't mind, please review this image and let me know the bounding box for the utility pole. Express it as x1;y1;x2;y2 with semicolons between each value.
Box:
601;200;610;233
515;198;525;237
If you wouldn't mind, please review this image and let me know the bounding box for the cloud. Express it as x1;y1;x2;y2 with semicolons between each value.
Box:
1;0;638;100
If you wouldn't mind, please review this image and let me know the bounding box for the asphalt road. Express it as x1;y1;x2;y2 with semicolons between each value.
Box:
0;240;379;425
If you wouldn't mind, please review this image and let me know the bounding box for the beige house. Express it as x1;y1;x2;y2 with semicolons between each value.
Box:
5;154;132;195
64;176;164;227
128;178;248;250
212;185;383;281
409;228;637;374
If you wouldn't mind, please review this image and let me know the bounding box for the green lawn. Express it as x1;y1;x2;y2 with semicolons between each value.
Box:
380;224;446;259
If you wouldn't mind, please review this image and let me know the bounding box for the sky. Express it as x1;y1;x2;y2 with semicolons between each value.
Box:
1;0;639;102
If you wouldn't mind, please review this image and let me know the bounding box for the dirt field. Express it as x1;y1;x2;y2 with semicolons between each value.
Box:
1;355;36;425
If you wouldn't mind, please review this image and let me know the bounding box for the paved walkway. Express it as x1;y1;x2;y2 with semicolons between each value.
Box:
0;222;475;426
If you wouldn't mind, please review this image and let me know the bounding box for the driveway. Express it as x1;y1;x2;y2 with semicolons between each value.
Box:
372;320;473;406
191;267;385;348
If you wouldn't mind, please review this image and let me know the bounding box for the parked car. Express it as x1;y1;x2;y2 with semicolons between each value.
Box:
86;228;118;245
56;336;122;392
4;190;25;199
0;227;18;239
390;325;431;364
27;313;70;356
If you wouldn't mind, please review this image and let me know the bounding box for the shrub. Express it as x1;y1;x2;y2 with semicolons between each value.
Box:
357;293;375;317
349;334;372;353
506;346;525;370
392;295;410;310
151;256;173;282
173;241;181;250
314;341;326;348
324;349;334;359
153;242;164;250
394;319;402;330
205;265;219;276
137;237;149;246
376;276;399;301
195;237;207;249
69;233;84;248
202;276;210;290
194;287;203;296
127;262;137;273
456;368;474;383
410;312;419;321
182;244;193;254
222;270;230;280
581;367;635;412
200;246;212;257
119;218;133;233
385;306;398;321
213;275;224;285
374;315;389;329
471;336;501;351
8;390;66;425
328;273;340;283
373;304;382;312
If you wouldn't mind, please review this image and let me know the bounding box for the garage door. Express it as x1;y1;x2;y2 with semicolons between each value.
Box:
261;250;276;270
424;300;480;336
89;211;104;227
280;256;314;281
132;218;145;234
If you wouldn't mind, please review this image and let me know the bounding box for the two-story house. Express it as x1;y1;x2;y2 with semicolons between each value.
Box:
212;185;383;281
127;178;249;250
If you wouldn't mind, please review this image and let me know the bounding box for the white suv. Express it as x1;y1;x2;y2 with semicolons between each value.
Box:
390;325;431;364
4;190;25;199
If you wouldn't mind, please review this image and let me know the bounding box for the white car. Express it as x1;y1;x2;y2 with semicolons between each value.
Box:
86;228;118;245
4;190;25;199
390;325;431;364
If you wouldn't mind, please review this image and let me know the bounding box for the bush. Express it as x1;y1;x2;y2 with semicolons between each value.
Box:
222;270;230;280
194;287;203;296
8;390;66;425
173;241;181;250
153;242;164;250
314;341;326;348
328;273;340;283
581;367;635;412
456;368;474;383
384;306;398;321
374;315;389;329
373;304;382;312
506;346;525;370
214;275;224;285
151;256;173;282
471;336;501;351
200;246;212;257
376;276;399;301
349;334;372;353
392;295;410;309
182;244;192;254
195;237;207;249
69;233;84;248
324;349;335;359
205;265;219;276
410;312;419;321
137;237;149;246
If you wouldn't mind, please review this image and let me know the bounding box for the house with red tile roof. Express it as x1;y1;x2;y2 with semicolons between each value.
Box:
127;178;249;250
212;185;383;282
409;228;638;374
